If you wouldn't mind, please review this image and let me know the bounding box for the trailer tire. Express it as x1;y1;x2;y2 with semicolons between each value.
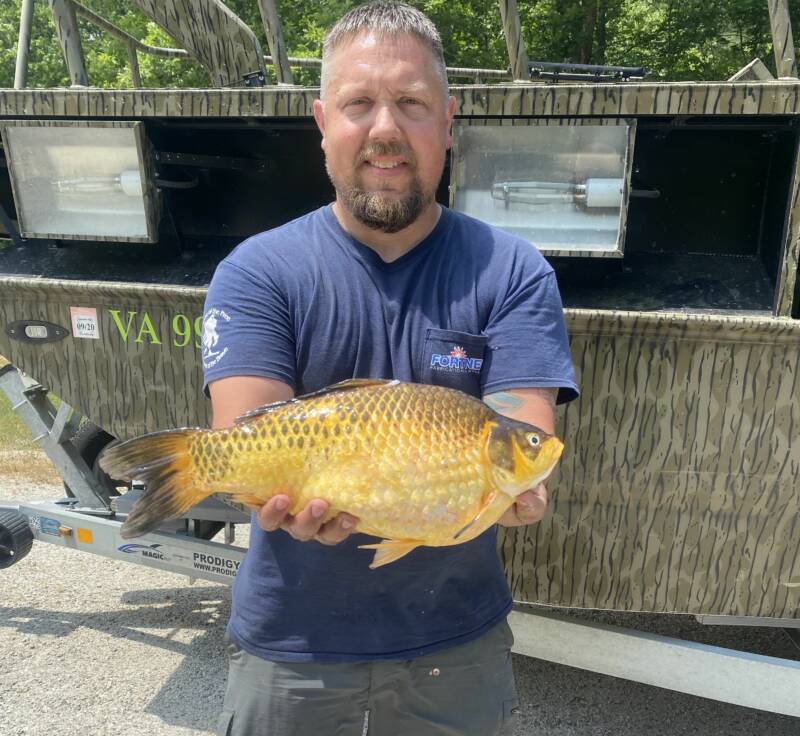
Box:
64;422;123;500
0;510;34;569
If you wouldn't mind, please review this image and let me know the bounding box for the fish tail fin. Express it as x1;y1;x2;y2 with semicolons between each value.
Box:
99;430;210;539
359;539;421;569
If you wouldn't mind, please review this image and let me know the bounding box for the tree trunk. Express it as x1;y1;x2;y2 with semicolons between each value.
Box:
595;0;607;64
579;0;597;64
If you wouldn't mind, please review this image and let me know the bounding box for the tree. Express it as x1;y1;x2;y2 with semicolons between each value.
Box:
0;0;798;88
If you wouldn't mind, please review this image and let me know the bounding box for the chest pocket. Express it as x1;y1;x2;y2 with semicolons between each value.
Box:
419;328;488;398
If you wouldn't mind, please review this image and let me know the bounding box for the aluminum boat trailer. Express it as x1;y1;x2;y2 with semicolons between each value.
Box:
1;364;799;718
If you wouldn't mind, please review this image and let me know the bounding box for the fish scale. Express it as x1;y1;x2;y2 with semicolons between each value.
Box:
100;379;564;567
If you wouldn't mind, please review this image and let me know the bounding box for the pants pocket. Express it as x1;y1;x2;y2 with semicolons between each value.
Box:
216;709;234;736
501;698;521;735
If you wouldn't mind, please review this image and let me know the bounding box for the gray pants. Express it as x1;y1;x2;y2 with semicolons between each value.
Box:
216;619;519;736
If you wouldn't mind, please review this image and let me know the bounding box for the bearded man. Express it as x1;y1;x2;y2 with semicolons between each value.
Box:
203;3;578;734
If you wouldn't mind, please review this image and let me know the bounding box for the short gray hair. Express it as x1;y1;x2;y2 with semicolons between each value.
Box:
320;1;448;101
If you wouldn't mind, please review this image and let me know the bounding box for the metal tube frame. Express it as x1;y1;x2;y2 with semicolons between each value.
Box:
768;0;798;79
509;608;800;718
13;0;35;90
48;0;88;86
256;0;293;85
0;365;107;510
34;0;799;90
499;0;529;81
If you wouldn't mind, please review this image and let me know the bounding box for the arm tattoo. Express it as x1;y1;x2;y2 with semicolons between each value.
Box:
484;388;557;413
483;391;525;412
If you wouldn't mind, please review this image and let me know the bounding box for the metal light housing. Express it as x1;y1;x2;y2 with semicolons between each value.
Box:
450;119;636;257
1;120;160;242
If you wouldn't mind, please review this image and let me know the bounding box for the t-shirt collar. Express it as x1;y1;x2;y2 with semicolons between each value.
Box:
321;203;451;272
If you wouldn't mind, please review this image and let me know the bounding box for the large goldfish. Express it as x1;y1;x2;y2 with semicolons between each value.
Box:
99;379;564;568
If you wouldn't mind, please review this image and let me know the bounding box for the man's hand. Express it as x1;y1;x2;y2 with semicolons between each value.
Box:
498;484;548;527
484;387;558;529
209;376;359;546
257;495;359;545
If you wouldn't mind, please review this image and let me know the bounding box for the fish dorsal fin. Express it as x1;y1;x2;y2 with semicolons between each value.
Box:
234;378;399;425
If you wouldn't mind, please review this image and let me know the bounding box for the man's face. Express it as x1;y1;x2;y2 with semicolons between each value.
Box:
313;32;456;233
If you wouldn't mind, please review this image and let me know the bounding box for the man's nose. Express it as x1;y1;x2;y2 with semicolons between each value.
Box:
369;103;402;141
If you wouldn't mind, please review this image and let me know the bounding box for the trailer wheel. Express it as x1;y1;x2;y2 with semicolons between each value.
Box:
64;422;124;500
0;510;34;569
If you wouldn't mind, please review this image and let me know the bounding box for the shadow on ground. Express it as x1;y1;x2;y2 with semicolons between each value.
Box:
0;584;231;731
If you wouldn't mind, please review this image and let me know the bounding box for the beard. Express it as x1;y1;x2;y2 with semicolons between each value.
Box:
326;141;434;234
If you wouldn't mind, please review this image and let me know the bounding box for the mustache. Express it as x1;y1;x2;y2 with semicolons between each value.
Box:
356;141;415;166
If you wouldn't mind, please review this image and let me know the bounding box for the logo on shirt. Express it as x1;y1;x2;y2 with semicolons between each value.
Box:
430;344;483;373
202;308;230;370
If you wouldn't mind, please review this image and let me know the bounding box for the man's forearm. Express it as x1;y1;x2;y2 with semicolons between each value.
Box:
484;387;557;433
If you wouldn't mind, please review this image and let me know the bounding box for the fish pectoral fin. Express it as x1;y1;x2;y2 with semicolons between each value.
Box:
452;491;514;543
453;491;496;540
359;539;421;569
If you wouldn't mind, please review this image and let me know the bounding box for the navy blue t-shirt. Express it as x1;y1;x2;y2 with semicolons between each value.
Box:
202;204;578;662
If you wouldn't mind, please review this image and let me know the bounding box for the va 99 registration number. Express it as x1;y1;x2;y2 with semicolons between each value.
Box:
108;309;202;348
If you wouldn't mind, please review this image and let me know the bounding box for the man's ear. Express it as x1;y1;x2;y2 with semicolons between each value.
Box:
312;99;326;151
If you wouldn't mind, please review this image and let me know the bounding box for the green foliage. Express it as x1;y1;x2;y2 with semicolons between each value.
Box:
0;0;797;88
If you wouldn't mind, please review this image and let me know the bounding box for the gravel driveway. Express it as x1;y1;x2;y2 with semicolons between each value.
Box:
2;474;798;735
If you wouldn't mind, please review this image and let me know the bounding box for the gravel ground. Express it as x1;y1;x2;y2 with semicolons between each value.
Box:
1;478;229;736
2;474;799;735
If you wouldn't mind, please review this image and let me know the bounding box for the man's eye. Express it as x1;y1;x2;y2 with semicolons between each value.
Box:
401;98;421;105
347;98;369;107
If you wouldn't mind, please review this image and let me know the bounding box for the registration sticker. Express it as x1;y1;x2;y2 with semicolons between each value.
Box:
70;306;99;339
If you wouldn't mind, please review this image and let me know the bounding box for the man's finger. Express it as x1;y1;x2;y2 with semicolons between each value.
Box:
283;499;330;541
257;494;292;532
315;513;359;546
499;484;548;527
514;485;547;523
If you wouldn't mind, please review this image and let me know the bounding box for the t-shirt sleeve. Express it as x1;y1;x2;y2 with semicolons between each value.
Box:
481;268;579;404
201;257;295;394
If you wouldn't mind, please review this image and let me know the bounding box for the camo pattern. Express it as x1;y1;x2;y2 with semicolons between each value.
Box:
48;0;87;86
255;0;293;85
2;0;798;619
768;0;798;78
498;0;528;81
0;82;799;119
0;278;798;616
499;308;800;617
776;146;800;315
127;0;265;87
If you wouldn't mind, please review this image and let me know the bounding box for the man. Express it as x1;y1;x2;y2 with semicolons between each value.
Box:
203;3;578;734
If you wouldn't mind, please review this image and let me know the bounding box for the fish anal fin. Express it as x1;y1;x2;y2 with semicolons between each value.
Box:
359;539;421;569
235;379;399;425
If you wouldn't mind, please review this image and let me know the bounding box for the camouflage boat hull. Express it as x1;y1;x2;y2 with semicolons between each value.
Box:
1;277;797;617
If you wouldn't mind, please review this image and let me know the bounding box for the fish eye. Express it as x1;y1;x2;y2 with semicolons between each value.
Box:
527;434;540;447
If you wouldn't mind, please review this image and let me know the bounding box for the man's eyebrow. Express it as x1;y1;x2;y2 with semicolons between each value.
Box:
335;81;433;98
